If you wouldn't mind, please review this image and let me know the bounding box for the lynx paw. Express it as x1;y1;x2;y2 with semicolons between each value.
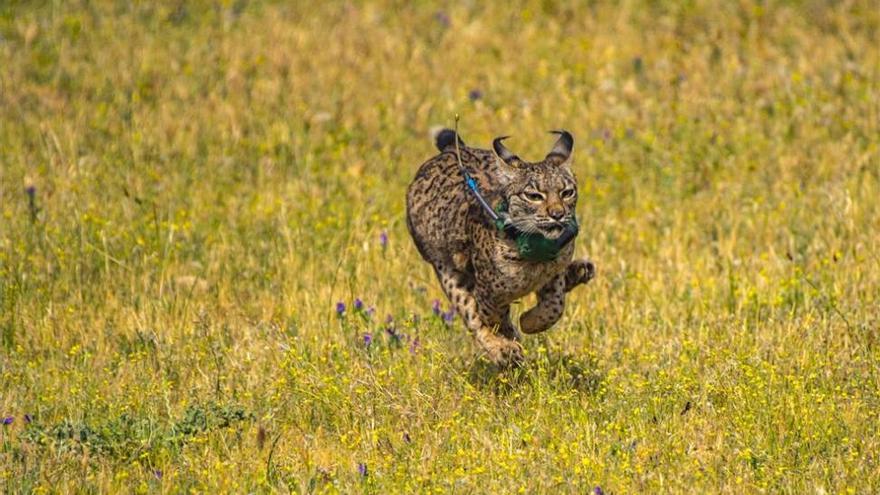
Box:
477;330;524;367
565;259;595;291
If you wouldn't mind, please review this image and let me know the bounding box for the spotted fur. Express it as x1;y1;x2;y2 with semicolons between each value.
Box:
406;129;595;365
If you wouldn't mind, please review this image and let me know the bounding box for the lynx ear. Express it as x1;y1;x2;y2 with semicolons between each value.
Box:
493;136;521;166
492;136;520;183
546;130;574;167
492;136;523;184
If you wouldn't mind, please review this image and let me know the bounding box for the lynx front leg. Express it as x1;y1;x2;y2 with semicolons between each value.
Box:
520;275;566;334
520;259;595;334
435;266;523;366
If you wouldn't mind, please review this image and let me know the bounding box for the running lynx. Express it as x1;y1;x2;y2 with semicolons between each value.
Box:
406;129;594;365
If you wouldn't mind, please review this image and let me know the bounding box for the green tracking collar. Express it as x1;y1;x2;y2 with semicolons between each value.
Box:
493;201;579;262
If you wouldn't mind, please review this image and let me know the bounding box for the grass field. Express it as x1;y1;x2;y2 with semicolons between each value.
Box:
2;1;879;492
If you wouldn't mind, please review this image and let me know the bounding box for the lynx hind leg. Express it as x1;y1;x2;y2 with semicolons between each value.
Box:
564;259;595;292
435;266;523;366
520;275;566;335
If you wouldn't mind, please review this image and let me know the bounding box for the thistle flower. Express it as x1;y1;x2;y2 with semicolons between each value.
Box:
357;462;368;477
593;487;605;495
24;414;32;424
353;298;364;311
335;302;346;316
1;417;12;425
366;306;376;318
363;333;373;347
379;231;388;249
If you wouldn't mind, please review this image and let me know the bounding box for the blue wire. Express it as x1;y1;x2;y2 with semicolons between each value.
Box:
466;176;477;191
461;171;500;222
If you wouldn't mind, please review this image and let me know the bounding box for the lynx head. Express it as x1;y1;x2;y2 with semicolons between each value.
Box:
493;130;578;240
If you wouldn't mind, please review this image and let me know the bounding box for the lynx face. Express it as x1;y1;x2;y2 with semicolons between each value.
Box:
492;132;578;240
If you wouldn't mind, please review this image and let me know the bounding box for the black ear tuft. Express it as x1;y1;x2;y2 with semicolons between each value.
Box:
493;135;519;165
435;129;465;152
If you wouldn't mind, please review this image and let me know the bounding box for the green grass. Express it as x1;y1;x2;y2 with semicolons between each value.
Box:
1;0;879;492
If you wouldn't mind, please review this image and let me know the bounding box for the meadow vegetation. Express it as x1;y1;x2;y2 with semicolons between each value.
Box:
1;0;879;492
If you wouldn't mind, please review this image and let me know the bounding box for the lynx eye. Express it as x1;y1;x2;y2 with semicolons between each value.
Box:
560;188;576;200
523;191;545;202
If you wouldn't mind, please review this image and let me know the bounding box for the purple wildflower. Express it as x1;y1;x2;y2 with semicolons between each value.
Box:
1;417;12;425
409;337;421;354
24;414;32;424
357;462;368;477
366;306;376;318
593;487;605;495
25;185;38;222
363;333;373;347
442;309;455;324
353;298;364;311
154;470;163;479
379;231;388;249
434;11;450;27
335;301;346;316
468;89;483;101
432;299;441;316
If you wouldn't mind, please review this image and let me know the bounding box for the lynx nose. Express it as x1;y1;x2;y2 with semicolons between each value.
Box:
548;207;565;221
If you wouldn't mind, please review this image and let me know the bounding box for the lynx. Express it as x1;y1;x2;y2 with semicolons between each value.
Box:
406;129;595;366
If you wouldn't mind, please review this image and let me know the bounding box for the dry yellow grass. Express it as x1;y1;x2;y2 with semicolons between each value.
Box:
1;1;879;492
